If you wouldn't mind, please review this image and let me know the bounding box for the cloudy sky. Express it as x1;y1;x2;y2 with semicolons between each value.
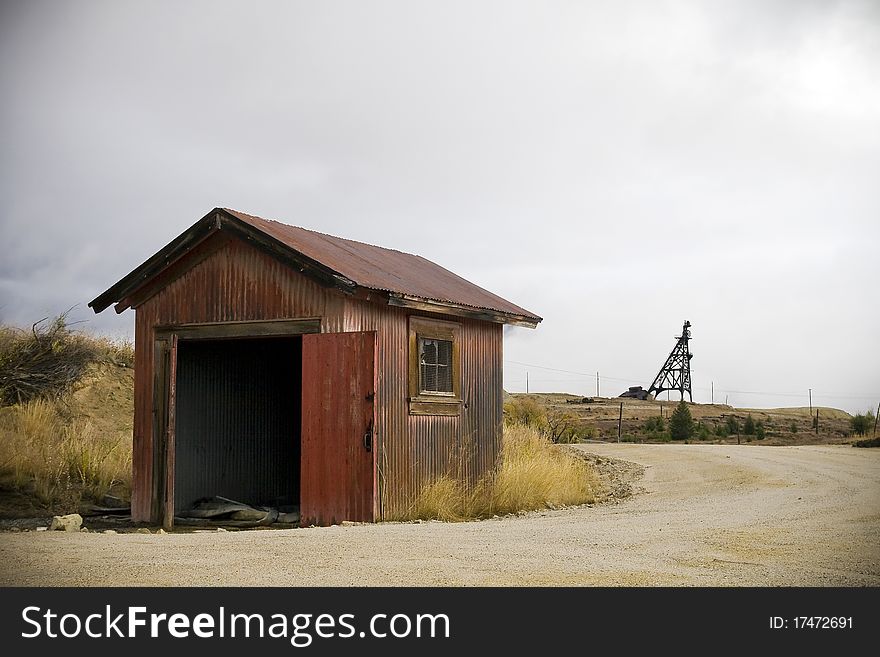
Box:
1;0;878;412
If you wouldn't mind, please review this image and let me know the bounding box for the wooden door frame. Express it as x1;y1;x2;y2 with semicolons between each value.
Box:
151;318;321;527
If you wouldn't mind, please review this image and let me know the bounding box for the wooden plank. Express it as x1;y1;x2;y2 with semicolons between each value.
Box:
150;337;168;524
155;318;321;340
388;294;540;328
301;332;377;526
162;333;178;530
408;400;462;416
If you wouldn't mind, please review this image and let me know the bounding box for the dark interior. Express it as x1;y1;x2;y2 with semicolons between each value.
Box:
173;336;301;512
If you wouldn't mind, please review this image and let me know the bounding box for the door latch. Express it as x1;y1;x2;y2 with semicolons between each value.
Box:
363;422;373;452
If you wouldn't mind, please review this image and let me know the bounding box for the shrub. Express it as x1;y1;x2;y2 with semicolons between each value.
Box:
725;416;740;435
503;397;547;430
851;412;875;436
755;421;765;440
0;314;133;406
696;421;710;441
545;408;580;444
789;421;798;434
743;414;756;435
402;424;598;521
643;416;665;433
669;400;694;440
714;422;728;437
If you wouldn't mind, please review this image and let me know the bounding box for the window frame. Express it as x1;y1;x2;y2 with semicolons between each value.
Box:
408;316;461;416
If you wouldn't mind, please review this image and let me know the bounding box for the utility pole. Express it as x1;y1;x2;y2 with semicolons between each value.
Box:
815;409;820;436
874;401;879;438
526;372;529;394
618;402;623;443
711;381;714;405
596;371;599;398
809;388;812;416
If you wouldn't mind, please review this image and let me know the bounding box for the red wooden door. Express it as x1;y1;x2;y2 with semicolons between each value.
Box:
301;331;377;526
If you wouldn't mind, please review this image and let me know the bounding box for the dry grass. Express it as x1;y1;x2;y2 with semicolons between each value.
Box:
402;423;599;522
0;398;132;509
0;315;134;405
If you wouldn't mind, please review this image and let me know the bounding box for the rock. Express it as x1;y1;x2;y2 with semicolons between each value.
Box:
137;528;151;534
49;514;83;532
80;527;90;533
9;526;21;533
157;528;167;534
103;530;117;535
216;527;227;532
341;520;355;527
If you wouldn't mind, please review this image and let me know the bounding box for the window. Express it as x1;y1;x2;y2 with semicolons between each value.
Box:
419;337;453;394
408;317;460;415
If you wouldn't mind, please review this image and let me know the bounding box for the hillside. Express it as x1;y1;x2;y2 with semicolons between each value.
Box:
506;392;855;445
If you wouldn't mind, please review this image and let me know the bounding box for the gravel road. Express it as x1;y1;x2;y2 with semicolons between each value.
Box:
1;444;877;586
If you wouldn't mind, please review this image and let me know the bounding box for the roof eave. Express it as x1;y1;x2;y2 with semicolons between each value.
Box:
386;294;541;328
89;208;358;314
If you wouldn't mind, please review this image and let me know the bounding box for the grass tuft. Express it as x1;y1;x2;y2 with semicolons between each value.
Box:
402;423;599;521
0;398;131;508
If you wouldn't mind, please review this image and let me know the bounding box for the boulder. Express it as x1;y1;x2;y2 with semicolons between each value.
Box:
49;514;82;532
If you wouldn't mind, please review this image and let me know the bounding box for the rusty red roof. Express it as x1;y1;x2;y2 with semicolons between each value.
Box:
90;207;541;327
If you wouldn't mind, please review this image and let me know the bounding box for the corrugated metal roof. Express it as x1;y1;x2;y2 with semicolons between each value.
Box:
90;207;541;326
223;209;540;324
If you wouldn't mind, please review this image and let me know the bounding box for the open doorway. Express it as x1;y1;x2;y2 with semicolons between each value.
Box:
173;336;301;516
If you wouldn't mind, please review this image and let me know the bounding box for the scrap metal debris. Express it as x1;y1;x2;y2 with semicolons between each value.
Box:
175;496;300;528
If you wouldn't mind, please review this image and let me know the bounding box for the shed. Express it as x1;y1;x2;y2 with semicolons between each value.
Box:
90;208;541;527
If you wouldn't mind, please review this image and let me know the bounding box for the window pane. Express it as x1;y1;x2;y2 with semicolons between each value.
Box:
419;337;453;393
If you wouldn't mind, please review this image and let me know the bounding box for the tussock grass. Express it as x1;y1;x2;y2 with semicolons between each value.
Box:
0;314;134;405
402;423;599;522
0;398;132;508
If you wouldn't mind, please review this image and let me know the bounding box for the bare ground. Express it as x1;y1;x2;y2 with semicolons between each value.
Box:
0;444;877;586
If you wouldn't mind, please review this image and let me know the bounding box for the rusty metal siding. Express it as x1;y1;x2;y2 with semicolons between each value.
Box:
132;236;345;521
342;297;503;519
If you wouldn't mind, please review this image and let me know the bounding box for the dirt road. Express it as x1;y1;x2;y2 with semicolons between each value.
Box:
1;444;878;586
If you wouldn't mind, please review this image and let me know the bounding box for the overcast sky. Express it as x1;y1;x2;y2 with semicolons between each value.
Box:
1;0;878;413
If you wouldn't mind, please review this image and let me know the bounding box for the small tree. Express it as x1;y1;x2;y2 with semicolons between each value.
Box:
669;400;694;440
725;416;740;435
696;421;710;441
756;421;766;440
743;414;756;435
789;420;798;434
851;412;875;436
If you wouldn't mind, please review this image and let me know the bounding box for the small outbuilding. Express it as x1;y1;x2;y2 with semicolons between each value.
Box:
90;208;541;527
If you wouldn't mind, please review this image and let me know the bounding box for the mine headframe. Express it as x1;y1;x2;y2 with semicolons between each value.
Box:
647;320;693;402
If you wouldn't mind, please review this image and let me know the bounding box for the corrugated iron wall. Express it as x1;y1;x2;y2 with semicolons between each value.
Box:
132;235;503;522
343;298;503;518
